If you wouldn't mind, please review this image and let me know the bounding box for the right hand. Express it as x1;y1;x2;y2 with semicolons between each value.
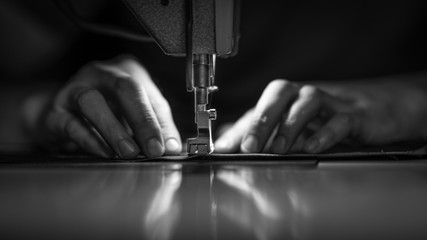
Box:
33;55;182;158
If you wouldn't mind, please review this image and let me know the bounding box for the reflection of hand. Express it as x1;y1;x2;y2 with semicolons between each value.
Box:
217;169;280;219
35;55;181;158
215;79;427;153
144;169;182;240
216;168;282;240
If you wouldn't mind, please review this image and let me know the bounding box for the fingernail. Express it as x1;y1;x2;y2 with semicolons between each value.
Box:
118;139;136;158
305;139;319;152
272;136;286;153
146;138;164;157
165;138;180;153
242;135;258;153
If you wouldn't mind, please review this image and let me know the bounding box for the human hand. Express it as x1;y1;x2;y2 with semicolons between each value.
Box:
36;55;182;158
215;79;427;154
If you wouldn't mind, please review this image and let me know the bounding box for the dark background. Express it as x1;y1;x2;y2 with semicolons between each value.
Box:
1;0;427;139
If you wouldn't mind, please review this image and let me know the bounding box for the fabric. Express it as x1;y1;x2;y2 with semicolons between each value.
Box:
1;150;426;164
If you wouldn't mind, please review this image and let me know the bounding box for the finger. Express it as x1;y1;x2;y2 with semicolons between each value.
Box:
151;101;182;155
271;85;323;154
215;110;254;153
56;59;166;158
286;121;320;153
241;80;300;153
262;124;279;153
304;114;352;153
216;122;234;137
46;110;113;158
121;60;182;155
287;129;312;153
73;87;140;159
112;75;165;157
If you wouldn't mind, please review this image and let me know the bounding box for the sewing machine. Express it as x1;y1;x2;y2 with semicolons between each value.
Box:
122;0;240;155
3;2;427;239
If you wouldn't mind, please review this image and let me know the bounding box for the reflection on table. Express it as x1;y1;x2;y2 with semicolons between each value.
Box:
1;161;427;239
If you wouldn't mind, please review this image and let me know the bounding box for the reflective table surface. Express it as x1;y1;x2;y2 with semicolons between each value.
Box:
1;154;427;240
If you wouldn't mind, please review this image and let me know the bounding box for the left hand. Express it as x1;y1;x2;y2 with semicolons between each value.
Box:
214;79;427;154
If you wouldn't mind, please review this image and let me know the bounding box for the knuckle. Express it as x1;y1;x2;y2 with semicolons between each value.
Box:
87;60;102;69
116;54;143;68
270;79;297;90
114;76;139;92
72;61;102;80
299;85;320;98
251;113;270;134
141;111;158;125
270;79;289;86
75;88;101;109
284;117;296;127
252;112;268;125
152;97;172;114
79;61;118;83
85;60;129;80
132;111;158;130
117;54;137;63
83;61;104;74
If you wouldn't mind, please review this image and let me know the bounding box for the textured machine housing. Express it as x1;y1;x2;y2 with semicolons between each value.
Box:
123;0;215;56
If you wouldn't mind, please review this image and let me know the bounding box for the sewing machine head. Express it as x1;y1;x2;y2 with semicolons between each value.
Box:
122;0;240;155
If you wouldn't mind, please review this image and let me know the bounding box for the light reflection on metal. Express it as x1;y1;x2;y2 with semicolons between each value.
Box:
187;54;217;155
210;166;218;240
